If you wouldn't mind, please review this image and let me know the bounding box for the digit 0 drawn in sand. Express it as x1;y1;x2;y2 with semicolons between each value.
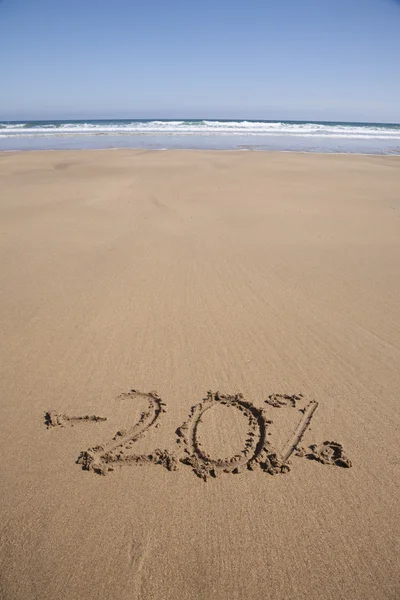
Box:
176;391;289;481
45;410;107;428
76;390;178;475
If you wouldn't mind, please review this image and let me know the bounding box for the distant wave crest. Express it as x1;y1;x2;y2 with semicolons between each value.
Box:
1;119;400;140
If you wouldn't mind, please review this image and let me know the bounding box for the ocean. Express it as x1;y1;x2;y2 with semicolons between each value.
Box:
1;119;400;154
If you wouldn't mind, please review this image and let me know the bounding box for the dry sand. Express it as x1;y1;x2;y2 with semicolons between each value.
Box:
0;149;399;600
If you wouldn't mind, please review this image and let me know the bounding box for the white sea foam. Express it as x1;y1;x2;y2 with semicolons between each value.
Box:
0;123;27;129
0;120;400;139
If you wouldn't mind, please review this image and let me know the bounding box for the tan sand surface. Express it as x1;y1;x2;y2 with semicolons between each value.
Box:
0;149;399;600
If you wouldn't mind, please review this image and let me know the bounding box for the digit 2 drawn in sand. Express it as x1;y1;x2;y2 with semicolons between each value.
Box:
44;389;351;478
76;390;177;475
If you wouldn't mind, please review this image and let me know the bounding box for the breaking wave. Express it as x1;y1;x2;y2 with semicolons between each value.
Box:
1;119;400;140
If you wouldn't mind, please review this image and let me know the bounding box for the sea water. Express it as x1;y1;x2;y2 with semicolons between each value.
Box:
1;119;400;154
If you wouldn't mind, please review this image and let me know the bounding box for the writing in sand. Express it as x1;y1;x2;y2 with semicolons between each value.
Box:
45;389;351;481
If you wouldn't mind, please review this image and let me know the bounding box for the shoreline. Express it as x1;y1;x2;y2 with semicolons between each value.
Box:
1;146;400;158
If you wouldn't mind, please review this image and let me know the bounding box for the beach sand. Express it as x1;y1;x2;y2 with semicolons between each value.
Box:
0;149;399;600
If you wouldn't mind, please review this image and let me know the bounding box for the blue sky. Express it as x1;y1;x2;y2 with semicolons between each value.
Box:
1;0;400;122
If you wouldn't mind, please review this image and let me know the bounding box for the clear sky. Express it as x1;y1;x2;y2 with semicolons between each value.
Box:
1;0;400;122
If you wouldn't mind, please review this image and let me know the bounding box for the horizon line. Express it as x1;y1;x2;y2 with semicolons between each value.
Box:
1;116;400;126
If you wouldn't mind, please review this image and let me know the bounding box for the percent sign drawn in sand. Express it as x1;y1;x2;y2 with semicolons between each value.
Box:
45;390;351;480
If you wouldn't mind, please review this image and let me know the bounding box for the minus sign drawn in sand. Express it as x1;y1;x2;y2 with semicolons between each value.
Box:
45;410;107;428
44;389;352;479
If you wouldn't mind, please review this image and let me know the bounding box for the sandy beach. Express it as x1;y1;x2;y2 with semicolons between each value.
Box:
0;149;399;600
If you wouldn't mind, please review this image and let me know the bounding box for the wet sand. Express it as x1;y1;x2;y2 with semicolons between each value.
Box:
0;149;399;600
